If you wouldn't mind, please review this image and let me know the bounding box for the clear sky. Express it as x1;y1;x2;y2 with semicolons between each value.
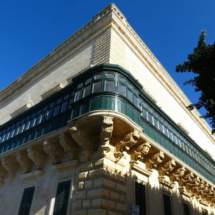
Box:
0;0;215;126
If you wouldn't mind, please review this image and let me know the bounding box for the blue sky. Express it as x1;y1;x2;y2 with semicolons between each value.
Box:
0;0;215;126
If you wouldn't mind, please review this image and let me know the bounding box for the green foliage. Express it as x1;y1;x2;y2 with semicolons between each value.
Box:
176;30;215;133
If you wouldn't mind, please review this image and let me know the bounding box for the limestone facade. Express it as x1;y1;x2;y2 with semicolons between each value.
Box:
0;3;215;215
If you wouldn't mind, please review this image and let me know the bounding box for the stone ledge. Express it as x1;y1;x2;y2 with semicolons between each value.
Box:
10;103;31;118
51;160;79;172
20;170;42;181
131;162;152;177
41;83;64;99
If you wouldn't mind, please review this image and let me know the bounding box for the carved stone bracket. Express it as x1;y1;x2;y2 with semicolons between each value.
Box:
70;123;98;151
16;151;32;173
159;176;174;189
58;134;79;160
27;146;46;170
1;158;18;181
115;129;140;152
43;140;63;165
114;129;140;162
101;116;113;146
170;166;186;182
0;164;6;187
146;151;165;169
130;142;151;163
159;159;176;176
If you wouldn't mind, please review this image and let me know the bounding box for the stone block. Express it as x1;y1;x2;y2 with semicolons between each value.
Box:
79;171;88;181
89;168;105;179
88;209;107;215
94;178;116;190
118;175;126;184
85;180;93;189
92;198;116;210
76;201;82;210
107;211;116;215
87;188;109;199
82;199;91;209
116;203;127;213
80;161;94;171
116;183;126;194
79;181;85;190
110;191;120;201
74;210;88;215
95;158;115;171
119;194;125;203
76;190;86;200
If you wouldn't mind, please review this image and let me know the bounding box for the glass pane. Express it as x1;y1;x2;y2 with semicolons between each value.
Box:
64;94;69;100
106;73;114;79
93;81;102;93
46;109;53;120
40;113;47;123
85;78;92;85
43;106;48;112
56;99;62;104
174;135;178;144
83;85;91;97
118;76;125;83
53;105;60;117
127;89;132;102
118;83;126;96
61;101;68;113
154;118;159;129
75;90;82;101
148;113;153;124
69;98;74;109
50;102;55;108
165;127;169;137
143;109;148;120
104;81;115;92
134;95;138;107
77;83;83;89
95;74;102;80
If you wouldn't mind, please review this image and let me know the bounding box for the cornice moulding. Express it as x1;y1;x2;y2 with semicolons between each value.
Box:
51;160;79;172
41;83;64;99
10;103;31;118
20;170;42;181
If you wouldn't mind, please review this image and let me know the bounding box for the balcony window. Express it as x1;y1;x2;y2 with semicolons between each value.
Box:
104;81;115;92
93;81;102;93
118;83;126;96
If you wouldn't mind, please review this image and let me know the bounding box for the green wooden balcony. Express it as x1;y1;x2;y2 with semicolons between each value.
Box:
0;63;214;183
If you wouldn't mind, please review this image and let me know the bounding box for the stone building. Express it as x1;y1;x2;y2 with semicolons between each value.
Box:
0;3;215;215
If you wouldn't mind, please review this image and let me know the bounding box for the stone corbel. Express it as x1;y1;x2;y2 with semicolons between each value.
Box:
100;116;114;156
114;129;140;162
0;164;6;187
70;122;98;160
129;142;151;166
159;159;176;176
16;151;32;173
146;151;165;169
159;175;174;190
196;180;206;196
58;134;79;160
101;116;113;145
1;157;18;180
169;166;186;182
27;146;46;170
43;140;63;165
